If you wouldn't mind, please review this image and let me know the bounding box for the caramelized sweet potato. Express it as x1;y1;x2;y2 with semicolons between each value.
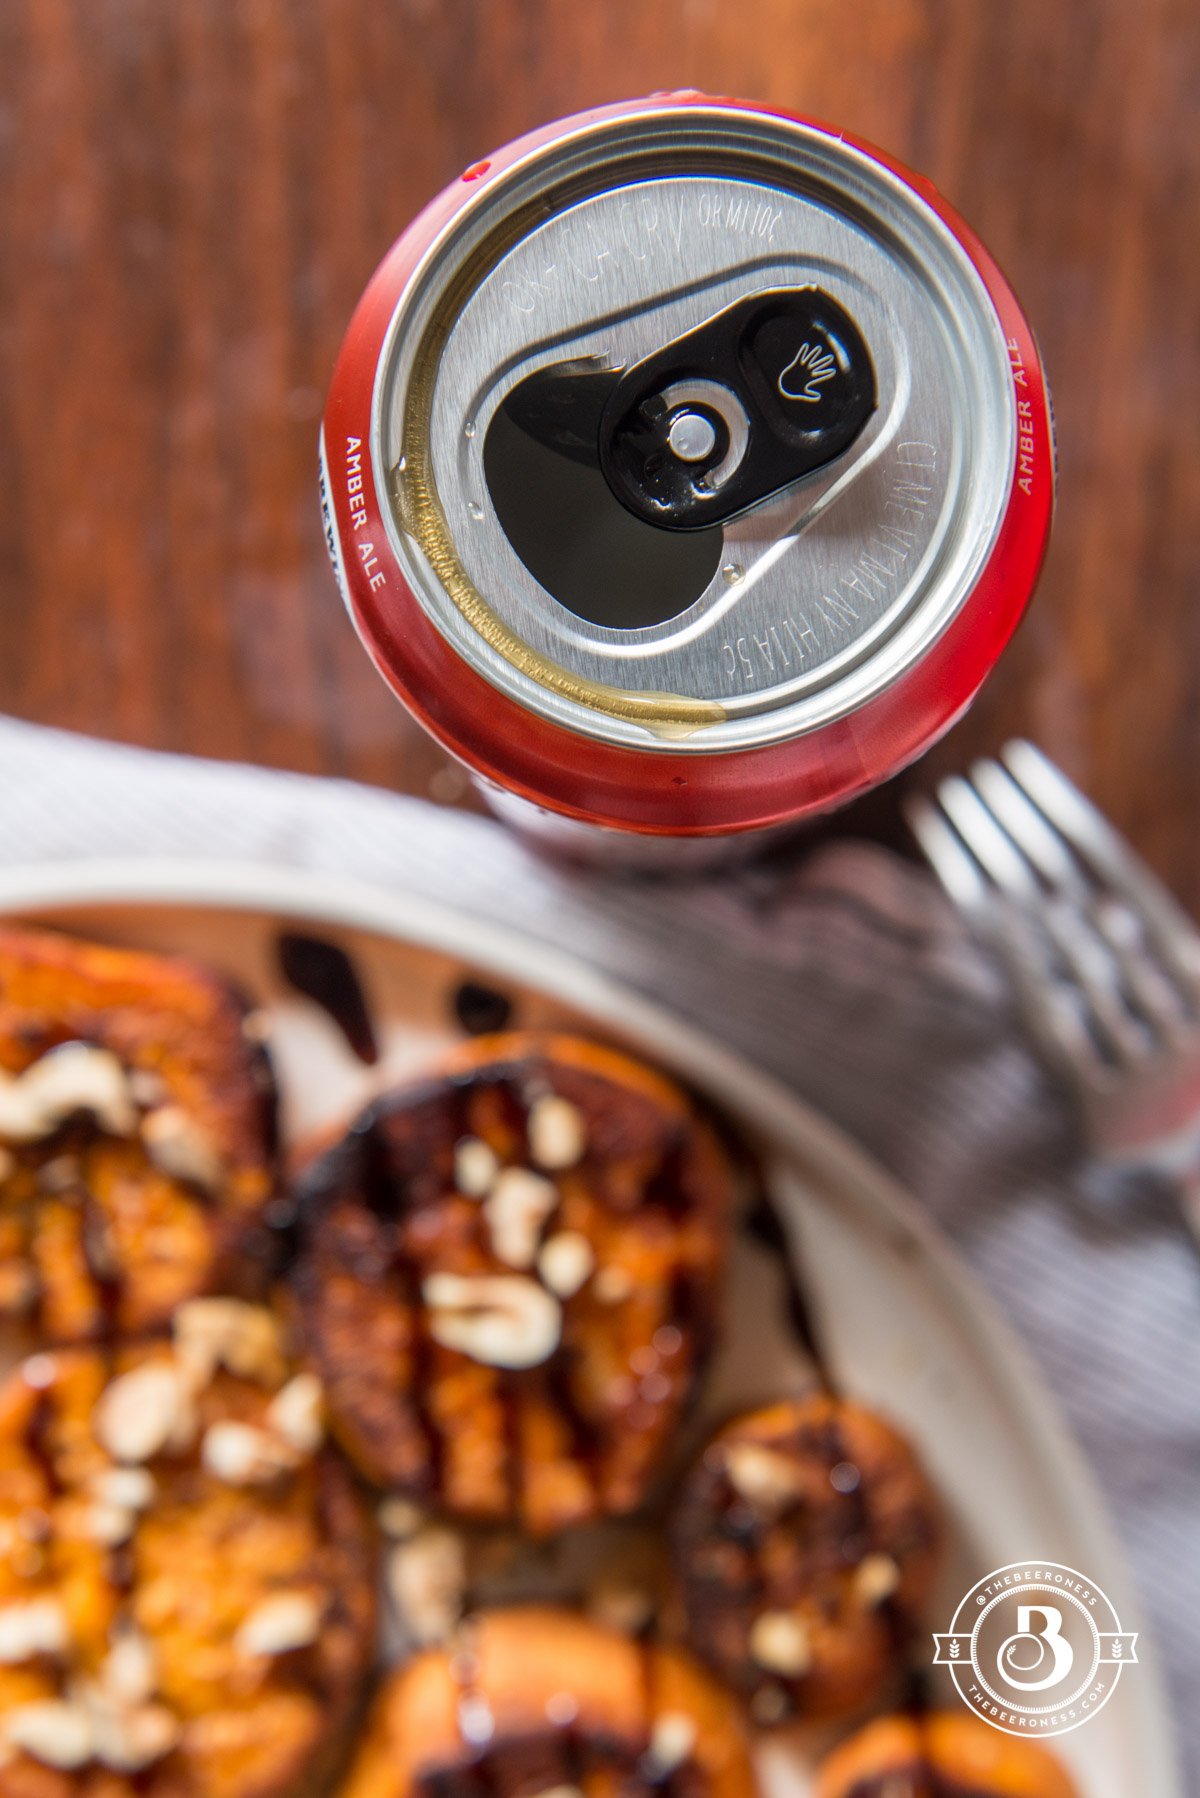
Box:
338;1606;757;1798
0;925;277;1344
815;1711;1080;1797
0;1316;375;1798
293;1032;734;1535
671;1396;943;1723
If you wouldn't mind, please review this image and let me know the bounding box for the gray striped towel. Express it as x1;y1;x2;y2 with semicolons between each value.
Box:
0;714;1194;1786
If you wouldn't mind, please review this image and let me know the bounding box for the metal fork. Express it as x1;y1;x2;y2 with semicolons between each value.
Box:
906;740;1200;1246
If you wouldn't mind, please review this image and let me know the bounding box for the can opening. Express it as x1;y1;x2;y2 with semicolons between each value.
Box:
483;372;723;630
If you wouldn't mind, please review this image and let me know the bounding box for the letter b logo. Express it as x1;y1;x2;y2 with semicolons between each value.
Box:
997;1604;1074;1692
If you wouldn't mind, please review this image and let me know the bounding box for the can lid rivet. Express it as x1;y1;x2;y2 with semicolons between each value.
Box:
666;410;718;463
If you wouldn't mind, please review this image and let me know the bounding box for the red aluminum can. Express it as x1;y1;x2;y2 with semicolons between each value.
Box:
321;94;1053;862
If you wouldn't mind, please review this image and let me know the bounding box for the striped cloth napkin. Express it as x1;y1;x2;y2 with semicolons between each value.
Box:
0;714;1194;1786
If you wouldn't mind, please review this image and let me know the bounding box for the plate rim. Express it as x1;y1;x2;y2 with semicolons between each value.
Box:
0;853;1180;1792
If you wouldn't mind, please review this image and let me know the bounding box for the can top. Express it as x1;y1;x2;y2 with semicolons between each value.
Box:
369;100;1027;755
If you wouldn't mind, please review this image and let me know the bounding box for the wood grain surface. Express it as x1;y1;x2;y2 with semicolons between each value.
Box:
0;1;1197;894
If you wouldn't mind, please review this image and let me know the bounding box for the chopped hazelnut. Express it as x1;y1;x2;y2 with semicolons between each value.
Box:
4;1700;93;1768
645;1712;698;1775
201;1421;294;1485
173;1298;286;1386
483;1167;558;1268
141;1105;224;1193
235;1592;322;1658
0;1597;69;1664
453;1136;499;1197
0;1044;136;1144
724;1444;804;1510
265;1373;324;1455
854;1551;901;1605
94;1363;195;1464
748;1610;812;1676
537;1231;595;1298
527;1094;587;1170
424;1272;562;1369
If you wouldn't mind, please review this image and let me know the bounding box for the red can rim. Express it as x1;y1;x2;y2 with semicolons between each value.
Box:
322;94;1054;837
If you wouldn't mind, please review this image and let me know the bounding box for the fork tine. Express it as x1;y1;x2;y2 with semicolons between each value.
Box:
977;755;1196;1043
1002;739;1200;1000
982;904;1110;1083
936;777;1041;899
906;789;1117;1087
969;758;1088;895
937;769;1149;1068
904;794;992;913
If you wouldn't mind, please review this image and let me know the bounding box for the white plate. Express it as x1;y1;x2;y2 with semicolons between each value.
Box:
0;857;1180;1798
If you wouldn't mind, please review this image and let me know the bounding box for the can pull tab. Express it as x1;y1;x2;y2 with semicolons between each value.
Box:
598;287;876;531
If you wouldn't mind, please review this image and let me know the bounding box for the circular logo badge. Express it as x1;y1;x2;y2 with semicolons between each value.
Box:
933;1562;1137;1737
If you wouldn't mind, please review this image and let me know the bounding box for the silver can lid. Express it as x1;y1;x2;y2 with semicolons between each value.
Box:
376;103;1018;752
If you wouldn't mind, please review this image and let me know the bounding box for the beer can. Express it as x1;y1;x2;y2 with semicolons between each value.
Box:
320;94;1053;861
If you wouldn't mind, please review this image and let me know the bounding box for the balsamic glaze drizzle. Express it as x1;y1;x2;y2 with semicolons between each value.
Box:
277;931;380;1064
77;1157;123;1345
22;1385;62;1503
452;980;514;1037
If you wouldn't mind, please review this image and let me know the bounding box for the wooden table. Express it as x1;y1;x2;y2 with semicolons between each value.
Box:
2;2;1197;896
